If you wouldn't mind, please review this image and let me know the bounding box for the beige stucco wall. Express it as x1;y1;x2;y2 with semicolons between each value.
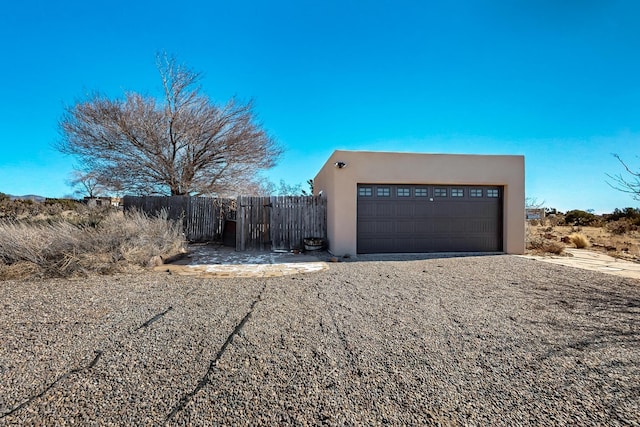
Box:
313;150;525;256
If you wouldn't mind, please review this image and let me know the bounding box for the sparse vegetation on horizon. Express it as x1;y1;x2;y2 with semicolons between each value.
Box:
527;207;640;261
0;196;82;221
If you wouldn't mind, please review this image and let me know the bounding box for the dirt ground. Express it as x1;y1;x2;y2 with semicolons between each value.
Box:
528;224;640;262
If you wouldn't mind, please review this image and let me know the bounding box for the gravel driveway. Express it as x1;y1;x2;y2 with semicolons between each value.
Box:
1;255;638;425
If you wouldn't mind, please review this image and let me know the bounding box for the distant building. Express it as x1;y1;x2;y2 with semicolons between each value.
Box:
526;208;545;220
84;197;122;208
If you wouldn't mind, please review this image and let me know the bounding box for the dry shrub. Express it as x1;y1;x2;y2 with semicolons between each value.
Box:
606;219;638;235
526;225;564;255
0;261;42;280
0;221;83;273
527;237;565;255
0;210;185;280
96;210;186;266
548;216;563;226
569;233;590;249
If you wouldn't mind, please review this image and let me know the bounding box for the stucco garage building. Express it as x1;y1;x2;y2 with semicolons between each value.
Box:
313;150;525;256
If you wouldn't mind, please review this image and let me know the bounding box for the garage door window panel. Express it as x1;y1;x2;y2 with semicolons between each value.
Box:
434;188;447;197
415;188;429;197
377;187;391;197
397;188;411;197
359;187;373;197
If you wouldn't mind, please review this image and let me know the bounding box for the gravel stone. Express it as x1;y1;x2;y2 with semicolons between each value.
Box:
0;255;638;425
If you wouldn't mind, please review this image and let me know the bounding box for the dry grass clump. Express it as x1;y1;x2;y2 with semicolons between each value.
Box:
0;210;185;280
0;261;42;280
526;237;565;255
568;232;590;249
97;210;186;266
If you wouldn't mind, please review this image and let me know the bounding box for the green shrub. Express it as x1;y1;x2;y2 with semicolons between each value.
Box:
564;210;599;226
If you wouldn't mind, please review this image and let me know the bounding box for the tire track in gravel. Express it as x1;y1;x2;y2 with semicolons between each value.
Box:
313;277;370;385
0;284;199;420
165;282;267;423
328;309;364;378
0;350;103;419
135;306;174;330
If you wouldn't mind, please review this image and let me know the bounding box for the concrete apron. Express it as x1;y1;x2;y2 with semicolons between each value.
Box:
157;245;640;281
154;244;329;278
519;248;640;281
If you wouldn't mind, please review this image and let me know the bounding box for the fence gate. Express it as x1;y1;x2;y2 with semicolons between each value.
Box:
236;196;271;251
269;196;326;251
235;196;326;251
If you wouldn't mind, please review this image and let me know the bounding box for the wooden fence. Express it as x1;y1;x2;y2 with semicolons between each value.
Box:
123;196;235;243
123;195;326;251
236;196;327;251
270;196;326;251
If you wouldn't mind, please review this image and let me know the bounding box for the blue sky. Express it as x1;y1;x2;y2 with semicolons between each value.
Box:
0;0;639;213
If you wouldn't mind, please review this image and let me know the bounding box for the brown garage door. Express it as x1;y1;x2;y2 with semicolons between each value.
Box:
357;184;503;253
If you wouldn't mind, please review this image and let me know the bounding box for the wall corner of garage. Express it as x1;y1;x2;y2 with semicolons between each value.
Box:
313;151;358;257
503;155;526;255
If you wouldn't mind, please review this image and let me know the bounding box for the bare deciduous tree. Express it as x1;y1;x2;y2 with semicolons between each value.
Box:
268;179;315;196
607;154;640;201
302;178;314;196
525;196;545;209
58;55;282;196
68;170;108;198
